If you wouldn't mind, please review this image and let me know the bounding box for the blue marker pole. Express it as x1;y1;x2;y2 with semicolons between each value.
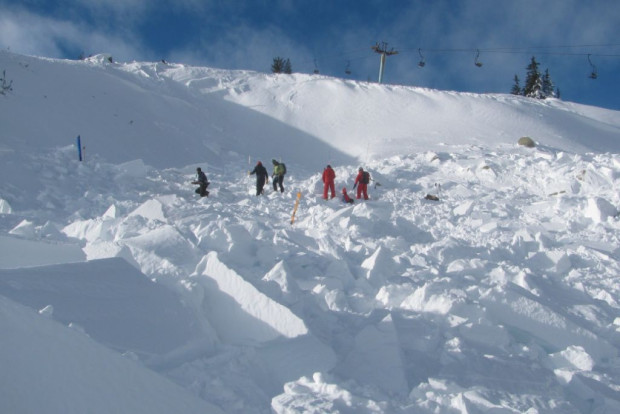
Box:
77;135;82;161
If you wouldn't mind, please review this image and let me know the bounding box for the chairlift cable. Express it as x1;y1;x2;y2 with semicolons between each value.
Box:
297;42;620;72
292;42;620;80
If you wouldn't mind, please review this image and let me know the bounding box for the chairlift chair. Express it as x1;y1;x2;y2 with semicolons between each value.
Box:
418;48;426;67
345;61;352;75
313;59;320;74
474;49;483;67
587;54;598;79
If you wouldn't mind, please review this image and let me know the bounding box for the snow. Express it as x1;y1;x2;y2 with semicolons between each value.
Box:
1;49;620;413
0;294;223;414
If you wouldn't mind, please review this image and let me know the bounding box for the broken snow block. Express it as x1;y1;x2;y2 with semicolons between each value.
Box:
584;197;618;223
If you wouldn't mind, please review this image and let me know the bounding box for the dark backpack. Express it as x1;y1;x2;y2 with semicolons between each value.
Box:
281;163;287;175
362;171;370;184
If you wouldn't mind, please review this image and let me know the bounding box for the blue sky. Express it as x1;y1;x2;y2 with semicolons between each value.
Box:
1;0;619;109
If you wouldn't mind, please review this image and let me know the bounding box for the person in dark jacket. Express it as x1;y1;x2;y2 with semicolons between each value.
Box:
322;165;336;199
249;161;269;196
272;159;285;193
194;167;209;197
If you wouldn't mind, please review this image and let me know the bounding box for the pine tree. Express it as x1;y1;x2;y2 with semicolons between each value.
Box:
542;69;555;98
511;74;521;95
271;57;285;73
523;56;544;99
283;58;292;74
271;57;292;74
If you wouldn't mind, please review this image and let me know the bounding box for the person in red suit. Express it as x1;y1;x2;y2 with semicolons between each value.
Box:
353;167;370;200
342;187;354;204
322;164;336;199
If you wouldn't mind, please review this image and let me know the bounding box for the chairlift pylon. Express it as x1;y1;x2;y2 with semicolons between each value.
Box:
474;49;483;67
418;48;426;67
587;54;598;79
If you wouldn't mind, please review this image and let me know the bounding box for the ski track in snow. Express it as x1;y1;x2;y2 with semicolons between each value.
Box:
1;51;620;413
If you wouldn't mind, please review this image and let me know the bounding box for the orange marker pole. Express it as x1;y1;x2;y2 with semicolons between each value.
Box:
291;192;302;225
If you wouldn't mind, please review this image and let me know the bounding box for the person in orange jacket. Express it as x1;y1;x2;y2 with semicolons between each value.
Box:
322;164;336;199
353;167;370;200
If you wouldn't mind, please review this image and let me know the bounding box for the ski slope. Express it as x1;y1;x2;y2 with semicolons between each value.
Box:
1;50;620;413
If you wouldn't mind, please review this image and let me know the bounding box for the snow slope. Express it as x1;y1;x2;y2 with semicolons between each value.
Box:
1;50;620;413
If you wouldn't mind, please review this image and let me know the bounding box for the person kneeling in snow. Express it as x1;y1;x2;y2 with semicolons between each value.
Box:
342;187;354;204
193;167;210;197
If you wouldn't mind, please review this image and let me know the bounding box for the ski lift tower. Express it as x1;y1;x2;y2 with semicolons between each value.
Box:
372;42;398;84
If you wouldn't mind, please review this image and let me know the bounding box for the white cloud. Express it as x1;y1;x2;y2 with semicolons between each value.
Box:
64;0;149;14
0;9;144;62
66;0;217;18
170;23;313;74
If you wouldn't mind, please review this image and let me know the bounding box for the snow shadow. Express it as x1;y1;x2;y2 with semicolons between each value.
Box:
0;55;356;171
0;257;203;355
